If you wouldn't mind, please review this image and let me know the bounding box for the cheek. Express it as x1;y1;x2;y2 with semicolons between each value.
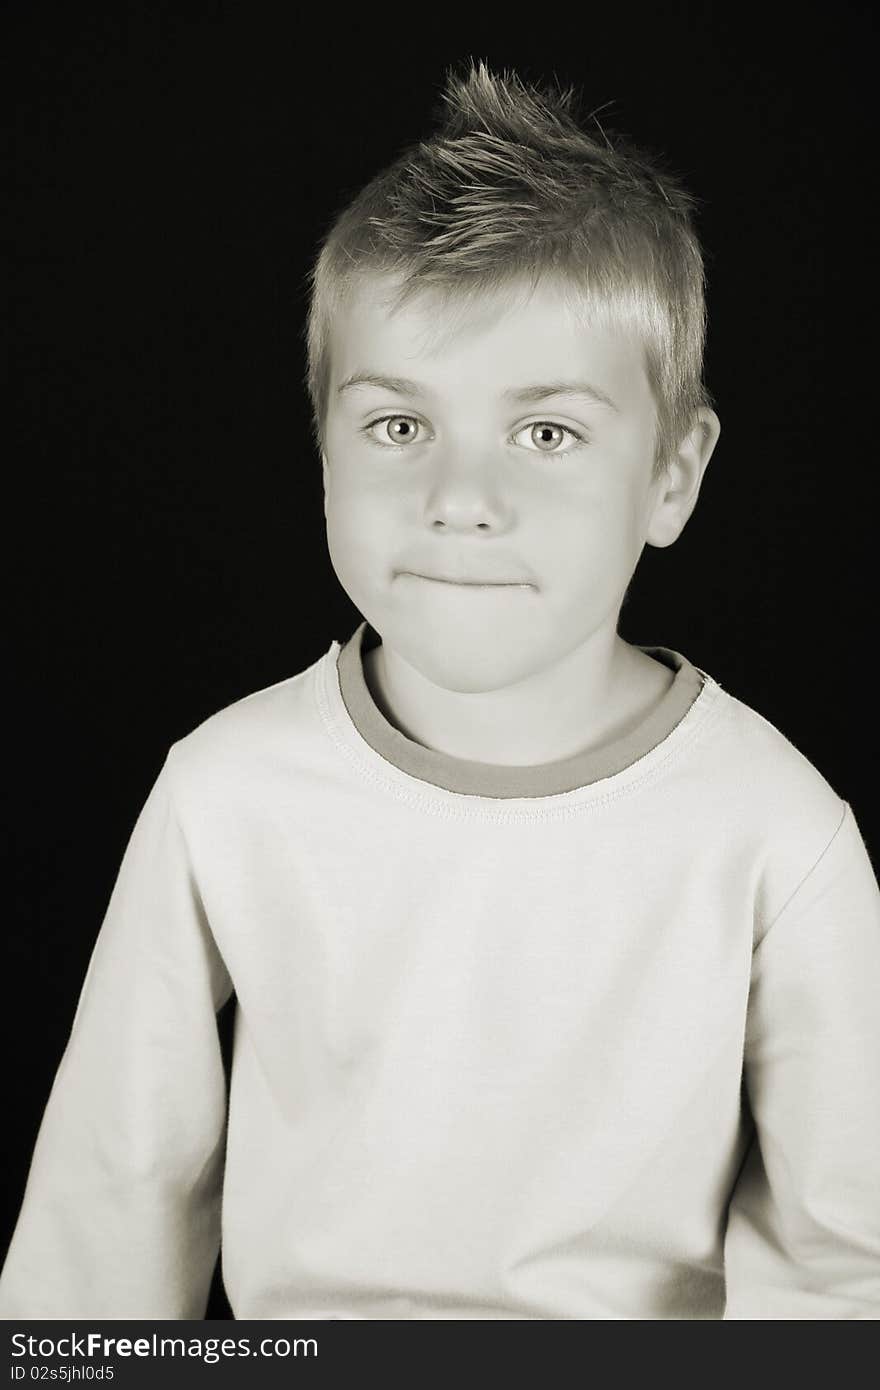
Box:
325;485;392;582
534;493;642;594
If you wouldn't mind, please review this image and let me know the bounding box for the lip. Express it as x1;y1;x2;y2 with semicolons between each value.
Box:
398;571;535;588
402;573;534;588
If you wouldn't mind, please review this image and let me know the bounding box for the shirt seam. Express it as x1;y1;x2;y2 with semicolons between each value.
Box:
752;798;850;952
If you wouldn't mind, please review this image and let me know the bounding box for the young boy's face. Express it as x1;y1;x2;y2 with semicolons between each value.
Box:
322;271;689;695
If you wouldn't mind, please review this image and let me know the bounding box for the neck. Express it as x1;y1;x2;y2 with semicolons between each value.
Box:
362;625;673;767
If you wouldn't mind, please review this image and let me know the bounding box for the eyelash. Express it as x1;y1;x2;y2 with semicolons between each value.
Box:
360;414;589;455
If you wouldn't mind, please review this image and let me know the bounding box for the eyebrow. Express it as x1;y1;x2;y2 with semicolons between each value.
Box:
336;371;620;413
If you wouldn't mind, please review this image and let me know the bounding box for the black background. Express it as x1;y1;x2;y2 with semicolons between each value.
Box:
4;3;875;1319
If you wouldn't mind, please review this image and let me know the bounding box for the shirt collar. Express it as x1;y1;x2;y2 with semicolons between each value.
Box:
335;620;706;799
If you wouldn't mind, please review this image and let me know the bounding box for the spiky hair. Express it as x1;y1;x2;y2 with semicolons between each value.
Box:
303;58;715;478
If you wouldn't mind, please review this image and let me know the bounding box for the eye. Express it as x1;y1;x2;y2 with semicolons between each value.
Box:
513;421;587;454
359;414;587;453
361;414;425;447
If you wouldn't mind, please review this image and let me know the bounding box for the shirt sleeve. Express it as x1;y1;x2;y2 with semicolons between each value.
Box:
0;749;234;1320
723;801;880;1319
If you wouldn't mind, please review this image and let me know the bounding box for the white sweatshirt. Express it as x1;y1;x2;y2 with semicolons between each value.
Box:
2;621;879;1321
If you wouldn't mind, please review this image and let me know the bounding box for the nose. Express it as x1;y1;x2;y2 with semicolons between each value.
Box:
423;451;511;533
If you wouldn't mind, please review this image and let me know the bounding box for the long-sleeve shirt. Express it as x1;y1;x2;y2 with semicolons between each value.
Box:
1;620;879;1320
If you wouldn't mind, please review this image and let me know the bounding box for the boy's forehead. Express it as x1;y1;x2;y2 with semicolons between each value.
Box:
333;271;532;352
328;270;650;405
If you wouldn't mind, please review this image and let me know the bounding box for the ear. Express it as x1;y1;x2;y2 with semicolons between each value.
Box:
644;407;721;549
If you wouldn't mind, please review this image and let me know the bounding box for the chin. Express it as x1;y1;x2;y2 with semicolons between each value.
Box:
400;634;545;695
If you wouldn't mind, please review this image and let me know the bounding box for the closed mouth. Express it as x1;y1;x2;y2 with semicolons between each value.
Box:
404;573;533;588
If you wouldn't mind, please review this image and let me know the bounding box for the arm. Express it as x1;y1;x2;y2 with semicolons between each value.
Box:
0;750;233;1319
723;802;880;1319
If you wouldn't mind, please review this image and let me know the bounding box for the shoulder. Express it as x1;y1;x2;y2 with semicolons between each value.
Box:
707;682;844;813
159;642;337;817
692;675;851;929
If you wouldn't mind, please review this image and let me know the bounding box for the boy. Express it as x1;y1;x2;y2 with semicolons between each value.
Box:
2;59;878;1322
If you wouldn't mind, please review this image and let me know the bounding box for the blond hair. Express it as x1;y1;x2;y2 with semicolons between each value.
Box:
304;58;715;479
